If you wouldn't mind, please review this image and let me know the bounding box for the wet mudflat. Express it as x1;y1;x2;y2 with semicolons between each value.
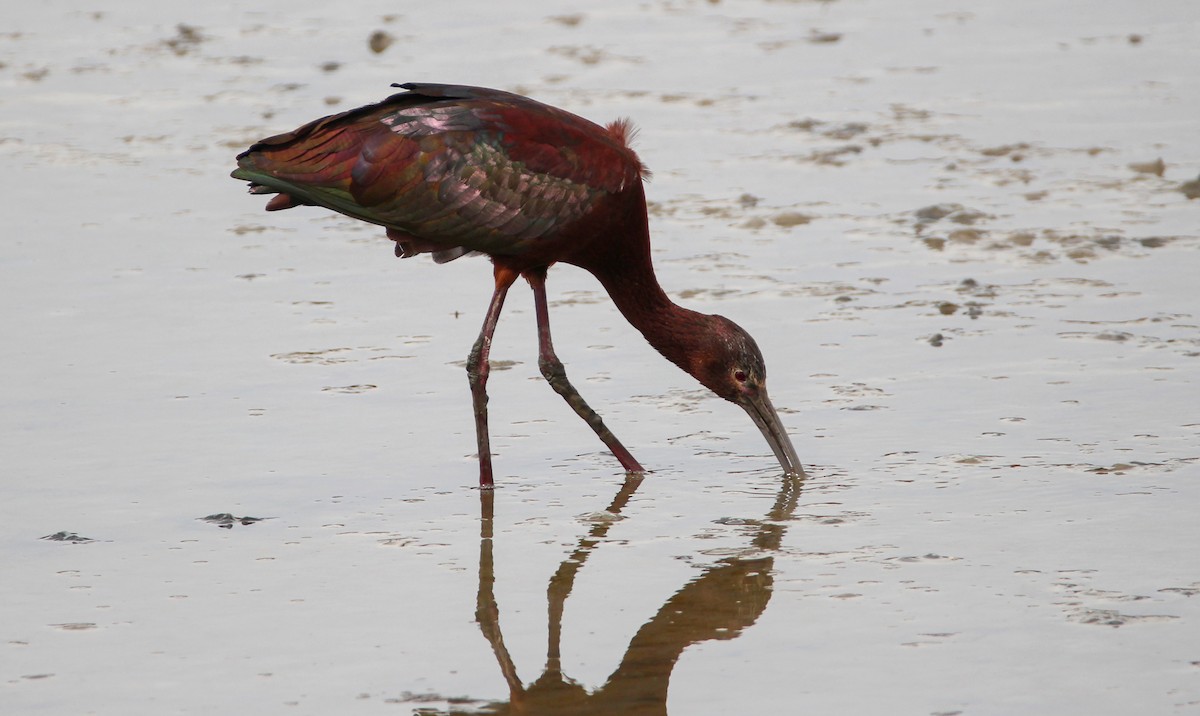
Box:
2;1;1198;714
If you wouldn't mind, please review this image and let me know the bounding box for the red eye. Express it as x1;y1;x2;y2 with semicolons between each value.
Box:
734;370;747;382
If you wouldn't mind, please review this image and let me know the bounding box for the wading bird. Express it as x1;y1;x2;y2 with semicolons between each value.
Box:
232;83;802;487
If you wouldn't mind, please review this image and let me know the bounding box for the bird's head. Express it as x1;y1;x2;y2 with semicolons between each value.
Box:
687;316;804;477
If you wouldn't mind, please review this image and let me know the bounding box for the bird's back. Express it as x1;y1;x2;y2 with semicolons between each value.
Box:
232;83;647;260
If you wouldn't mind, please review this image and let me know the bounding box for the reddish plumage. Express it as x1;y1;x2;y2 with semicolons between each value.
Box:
233;83;802;486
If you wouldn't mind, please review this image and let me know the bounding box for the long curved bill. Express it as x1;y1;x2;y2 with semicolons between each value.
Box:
739;387;804;477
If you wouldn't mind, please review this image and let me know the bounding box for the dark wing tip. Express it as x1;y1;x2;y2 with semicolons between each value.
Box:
389;82;520;103
390;82;451;95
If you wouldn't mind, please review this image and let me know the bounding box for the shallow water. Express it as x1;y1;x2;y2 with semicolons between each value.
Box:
2;1;1198;714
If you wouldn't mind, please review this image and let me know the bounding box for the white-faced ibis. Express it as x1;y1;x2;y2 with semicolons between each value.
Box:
232;83;802;487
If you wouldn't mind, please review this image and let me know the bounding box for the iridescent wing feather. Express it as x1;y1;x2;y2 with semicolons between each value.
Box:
232;83;644;259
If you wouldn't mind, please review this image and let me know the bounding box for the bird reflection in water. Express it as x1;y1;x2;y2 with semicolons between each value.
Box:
413;474;804;714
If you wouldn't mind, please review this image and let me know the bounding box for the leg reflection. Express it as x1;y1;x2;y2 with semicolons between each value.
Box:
456;473;807;715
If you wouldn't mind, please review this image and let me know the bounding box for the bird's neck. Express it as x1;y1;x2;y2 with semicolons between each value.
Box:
581;198;709;374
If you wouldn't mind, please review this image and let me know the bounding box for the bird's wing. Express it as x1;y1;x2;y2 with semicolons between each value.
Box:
232;84;645;257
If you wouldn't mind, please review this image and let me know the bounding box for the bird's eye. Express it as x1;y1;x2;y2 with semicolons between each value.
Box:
734;370;748;383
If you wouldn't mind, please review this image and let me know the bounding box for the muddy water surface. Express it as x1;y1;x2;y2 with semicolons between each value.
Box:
3;1;1198;714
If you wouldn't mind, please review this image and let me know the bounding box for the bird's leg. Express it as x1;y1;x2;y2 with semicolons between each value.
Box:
525;269;646;474
467;266;519;489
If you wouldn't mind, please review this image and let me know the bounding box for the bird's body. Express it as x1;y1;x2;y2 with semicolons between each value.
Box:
233;83;801;486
